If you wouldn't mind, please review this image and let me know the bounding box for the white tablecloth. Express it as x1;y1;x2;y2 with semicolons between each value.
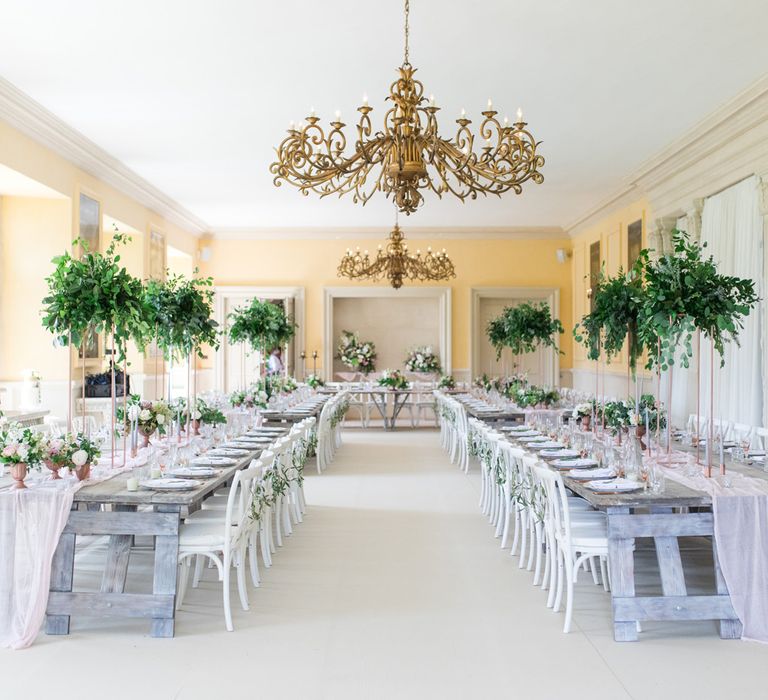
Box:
659;457;768;643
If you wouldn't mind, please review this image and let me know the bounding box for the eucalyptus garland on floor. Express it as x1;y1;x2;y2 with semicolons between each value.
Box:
229;298;296;356
42;233;150;359
487;301;564;359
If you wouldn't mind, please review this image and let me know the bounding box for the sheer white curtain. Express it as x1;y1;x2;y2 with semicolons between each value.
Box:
699;176;763;427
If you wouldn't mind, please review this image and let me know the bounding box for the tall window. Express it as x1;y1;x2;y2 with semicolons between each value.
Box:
589;241;601;312
627;220;642;269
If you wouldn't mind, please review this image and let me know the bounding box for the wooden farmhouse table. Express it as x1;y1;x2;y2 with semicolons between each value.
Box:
562;475;740;642
44;438;282;638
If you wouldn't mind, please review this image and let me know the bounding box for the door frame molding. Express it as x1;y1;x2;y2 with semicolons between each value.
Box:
323;286;452;381
470;286;561;385
213;285;305;391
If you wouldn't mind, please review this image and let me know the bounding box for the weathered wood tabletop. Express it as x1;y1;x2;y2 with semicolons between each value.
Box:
46;428;289;639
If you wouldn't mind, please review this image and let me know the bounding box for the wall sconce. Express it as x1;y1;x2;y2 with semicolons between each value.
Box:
555;248;570;264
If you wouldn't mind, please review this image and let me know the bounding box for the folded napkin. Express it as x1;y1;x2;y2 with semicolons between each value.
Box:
585;478;641;492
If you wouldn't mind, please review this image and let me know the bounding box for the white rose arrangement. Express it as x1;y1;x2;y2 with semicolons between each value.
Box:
404;346;441;374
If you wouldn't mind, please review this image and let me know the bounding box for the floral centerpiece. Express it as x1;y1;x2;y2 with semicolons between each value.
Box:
68;433;102;481
438;374;456;390
195;398;227;427
378;369;409;390
515;385;560;408
229;298;296;357
492;373;528;399
404;346;441;374
230;387;268;410
0;422;44;488
337;330;376;375
473;374;493;391
117;396;174;445
305;374;325;389
603;400;631;435
571;402;594;428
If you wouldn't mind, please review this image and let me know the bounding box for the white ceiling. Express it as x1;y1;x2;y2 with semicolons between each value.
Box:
0;0;767;233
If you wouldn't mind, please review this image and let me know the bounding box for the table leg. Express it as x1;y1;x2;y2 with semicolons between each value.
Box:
607;506;638;641
390;392;410;430
151;505;181;638
370;394;388;429
101;504;137;594
713;537;743;639
46;531;76;635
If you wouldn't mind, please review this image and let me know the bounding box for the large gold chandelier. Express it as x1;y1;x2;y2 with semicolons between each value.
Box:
338;224;455;289
269;0;544;215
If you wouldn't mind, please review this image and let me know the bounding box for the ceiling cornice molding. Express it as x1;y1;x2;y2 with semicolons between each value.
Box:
566;72;768;237
210;225;567;241
0;76;209;236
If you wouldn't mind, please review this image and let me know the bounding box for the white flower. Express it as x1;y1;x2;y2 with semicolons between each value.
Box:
156;414;166;425
127;404;141;421
139;409;152;422
16;444;29;461
71;449;88;467
191;410;202;420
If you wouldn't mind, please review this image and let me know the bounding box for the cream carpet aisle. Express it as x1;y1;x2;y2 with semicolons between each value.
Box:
7;429;768;700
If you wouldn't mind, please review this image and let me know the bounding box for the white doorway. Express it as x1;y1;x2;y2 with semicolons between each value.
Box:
470;287;560;386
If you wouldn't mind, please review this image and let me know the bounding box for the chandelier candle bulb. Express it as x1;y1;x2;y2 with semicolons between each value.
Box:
362;94;368;106
429;93;435;107
517;107;523;122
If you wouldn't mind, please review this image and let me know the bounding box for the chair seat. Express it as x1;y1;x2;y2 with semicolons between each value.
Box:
185;508;228;523
179;521;237;548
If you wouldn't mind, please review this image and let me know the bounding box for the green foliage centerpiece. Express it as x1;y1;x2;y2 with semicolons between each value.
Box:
487;302;564;368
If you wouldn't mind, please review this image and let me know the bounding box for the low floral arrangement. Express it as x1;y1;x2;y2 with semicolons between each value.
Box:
268;375;298;394
515;386;560;408
117;396;174;436
378;369;409;390
404;346;441;374
473;374;493;391
0;422;44;466
305;374;325;389
572;402;593;420
630;394;666;430
230;387;268;410
70;433;101;469
195;398;227;426
492;373;528;399
337;330;376;375
438;374;456;390
602;400;631;433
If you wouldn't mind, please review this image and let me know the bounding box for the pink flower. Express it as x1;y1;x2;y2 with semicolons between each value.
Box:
2;445;16;457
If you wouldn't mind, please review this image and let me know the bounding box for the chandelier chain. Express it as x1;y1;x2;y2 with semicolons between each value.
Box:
404;0;410;65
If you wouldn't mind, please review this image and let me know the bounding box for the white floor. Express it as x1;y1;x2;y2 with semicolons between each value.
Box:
7;429;768;699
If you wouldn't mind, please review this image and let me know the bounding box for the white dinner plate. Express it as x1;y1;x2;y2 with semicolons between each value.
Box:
553;458;599;469
540;449;580;458
585;479;642;493
519;436;549;443
529;441;564;450
191;456;237;467
567;467;614;480
140;478;203;491
507;430;540;438
167;467;216;478
208;448;249;457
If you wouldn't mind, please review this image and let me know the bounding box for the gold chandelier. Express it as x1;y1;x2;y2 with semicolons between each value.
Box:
337;225;455;289
269;0;544;215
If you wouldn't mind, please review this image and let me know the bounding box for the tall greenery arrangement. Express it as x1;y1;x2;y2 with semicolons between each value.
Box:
42;233;149;360
486;301;563;358
638;231;759;370
573;259;651;374
228;298;296;354
144;271;219;360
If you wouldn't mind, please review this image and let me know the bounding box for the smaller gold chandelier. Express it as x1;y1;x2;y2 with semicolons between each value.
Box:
337;225;455;289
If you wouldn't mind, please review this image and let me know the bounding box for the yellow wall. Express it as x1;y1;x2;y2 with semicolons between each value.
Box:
570;198;651;374
200;236;574;373
0;119;200;384
0;196;71;381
